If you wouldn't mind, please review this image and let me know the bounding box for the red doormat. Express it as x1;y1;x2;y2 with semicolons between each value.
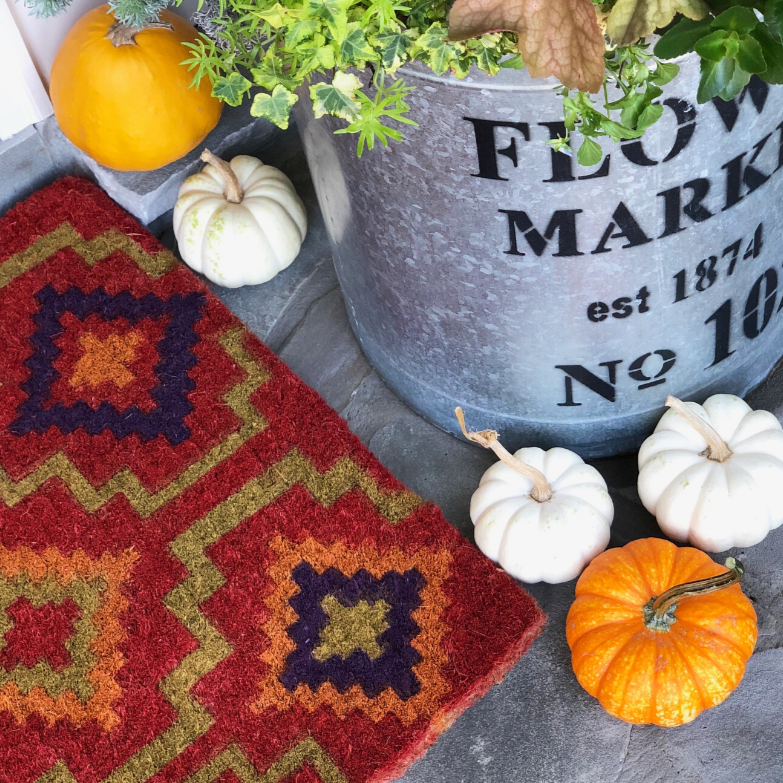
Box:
0;178;544;783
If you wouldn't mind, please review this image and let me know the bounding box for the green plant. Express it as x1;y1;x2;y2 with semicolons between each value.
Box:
654;4;783;102
25;0;783;160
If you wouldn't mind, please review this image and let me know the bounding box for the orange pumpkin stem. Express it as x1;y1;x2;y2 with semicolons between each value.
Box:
200;150;245;204
455;407;553;503
105;20;175;47
665;395;733;463
644;557;745;631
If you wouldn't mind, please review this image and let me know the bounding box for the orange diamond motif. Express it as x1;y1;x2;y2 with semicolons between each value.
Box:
70;331;144;390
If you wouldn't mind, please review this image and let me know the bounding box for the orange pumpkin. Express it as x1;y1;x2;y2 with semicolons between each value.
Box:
49;6;222;171
566;538;757;727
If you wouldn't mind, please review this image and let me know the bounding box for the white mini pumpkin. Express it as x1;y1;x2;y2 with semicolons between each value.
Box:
638;395;783;552
457;409;613;584
173;150;307;288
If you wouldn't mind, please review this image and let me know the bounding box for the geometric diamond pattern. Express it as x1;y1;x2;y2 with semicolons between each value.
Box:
0;178;544;783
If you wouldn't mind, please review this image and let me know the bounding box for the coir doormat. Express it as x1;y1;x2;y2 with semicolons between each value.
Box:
0;178;544;783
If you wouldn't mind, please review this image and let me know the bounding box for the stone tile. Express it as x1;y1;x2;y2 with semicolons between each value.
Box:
36;104;281;224
0;126;59;218
278;287;373;414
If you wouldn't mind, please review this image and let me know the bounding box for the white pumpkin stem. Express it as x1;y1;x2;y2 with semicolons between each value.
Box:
664;396;733;463
106;20;174;47
455;407;553;503
200;150;244;204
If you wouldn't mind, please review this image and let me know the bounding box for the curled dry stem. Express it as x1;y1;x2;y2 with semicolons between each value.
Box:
665;396;733;463
455;407;552;502
200;149;244;204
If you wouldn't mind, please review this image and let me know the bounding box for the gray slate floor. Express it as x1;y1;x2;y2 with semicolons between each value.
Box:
4;122;781;783
151;129;783;783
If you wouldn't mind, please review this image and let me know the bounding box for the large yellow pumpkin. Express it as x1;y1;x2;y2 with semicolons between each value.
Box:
566;538;757;727
50;6;222;171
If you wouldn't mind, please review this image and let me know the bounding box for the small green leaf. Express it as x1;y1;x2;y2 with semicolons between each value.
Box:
310;72;362;121
697;56;735;102
654;17;713;59
737;34;768;73
338;24;377;67
619;92;646;126
712;6;759;34
500;53;524;69
695;30;729;61
250;85;299;129
751;26;783;82
599;118;644;141
637;103;664;131
719;63;752;98
577;137;603;167
211;73;252;107
651;60;680;85
724;31;741;59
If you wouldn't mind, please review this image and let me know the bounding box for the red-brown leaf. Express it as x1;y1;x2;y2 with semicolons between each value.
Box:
447;0;606;93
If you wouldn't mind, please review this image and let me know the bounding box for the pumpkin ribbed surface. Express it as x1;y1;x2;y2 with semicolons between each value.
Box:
49;6;222;171
566;538;757;727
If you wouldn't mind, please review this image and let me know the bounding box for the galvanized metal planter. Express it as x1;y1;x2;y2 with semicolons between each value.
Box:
294;56;783;457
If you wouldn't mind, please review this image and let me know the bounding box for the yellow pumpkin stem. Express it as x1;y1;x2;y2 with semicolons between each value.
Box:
665;395;733;463
644;557;745;631
455;407;553;503
105;20;175;47
200;150;244;204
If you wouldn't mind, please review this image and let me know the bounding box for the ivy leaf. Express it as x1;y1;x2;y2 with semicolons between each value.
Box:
252;50;301;91
211;73;252;107
338;23;378;67
286;19;321;48
297;43;337;76
468;36;504;75
374;30;415;72
712;6;759;34
413;23;467;76
654;16;713;59
751;25;783;82
695;30;730;61
303;0;354;40
447;0;606;93
310;72;363;120
256;3;290;28
577;137;603;166
736;34;767;74
606;0;709;46
250;85;299;129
